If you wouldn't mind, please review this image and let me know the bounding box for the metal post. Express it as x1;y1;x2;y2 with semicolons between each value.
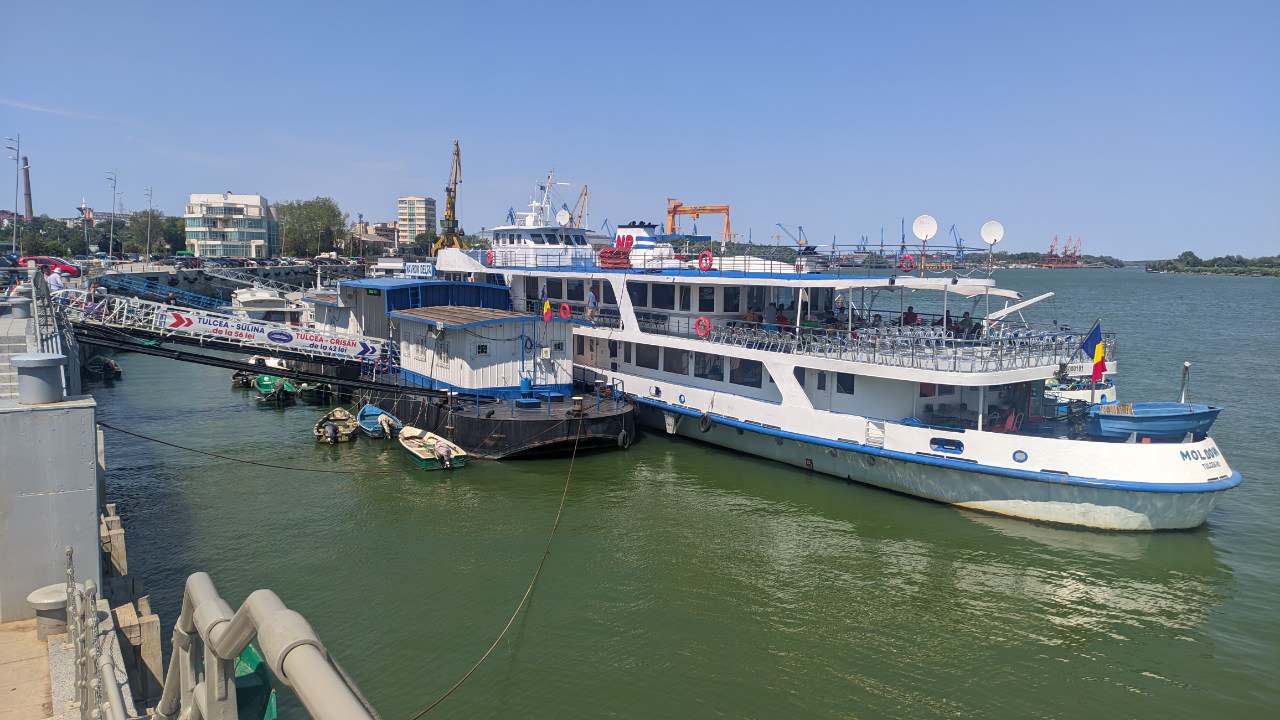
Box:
106;171;118;256
4;134;18;253
145;186;153;270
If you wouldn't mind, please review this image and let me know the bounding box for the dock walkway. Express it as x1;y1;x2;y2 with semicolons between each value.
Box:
0;316;32;400
0;619;54;720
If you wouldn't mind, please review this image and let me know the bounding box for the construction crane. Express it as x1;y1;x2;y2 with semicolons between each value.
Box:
775;223;809;247
949;224;966;263
570;186;590;228
433;141;464;255
666;198;731;245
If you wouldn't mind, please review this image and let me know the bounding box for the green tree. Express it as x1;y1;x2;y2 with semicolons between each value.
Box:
160;216;186;254
1177;250;1202;266
274;197;348;258
119;209;166;255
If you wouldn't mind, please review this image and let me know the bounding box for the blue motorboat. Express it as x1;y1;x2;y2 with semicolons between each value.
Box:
357;404;403;438
1088;402;1222;441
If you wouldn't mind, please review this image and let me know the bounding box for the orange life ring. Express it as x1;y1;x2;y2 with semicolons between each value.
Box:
559;303;571;319
695;316;711;337
899;254;915;272
698;250;713;272
485;250;494;265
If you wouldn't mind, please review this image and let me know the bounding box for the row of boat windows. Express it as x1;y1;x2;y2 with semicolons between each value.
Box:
496;232;589;246
528;278;770;313
604;340;856;394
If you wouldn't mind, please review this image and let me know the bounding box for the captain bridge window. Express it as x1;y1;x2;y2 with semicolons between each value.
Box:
635;343;660;370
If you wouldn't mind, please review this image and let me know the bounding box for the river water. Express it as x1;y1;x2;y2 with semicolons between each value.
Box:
92;269;1277;718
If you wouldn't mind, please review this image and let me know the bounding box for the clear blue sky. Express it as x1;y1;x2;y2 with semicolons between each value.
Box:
2;1;1277;259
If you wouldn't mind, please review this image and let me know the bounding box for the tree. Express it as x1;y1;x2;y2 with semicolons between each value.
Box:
274;197;348;257
160;216;186;254
1177;250;1202;266
120;209;166;255
411;231;438;254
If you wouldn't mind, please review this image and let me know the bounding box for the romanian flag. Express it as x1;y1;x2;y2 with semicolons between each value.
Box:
1079;321;1107;382
542;299;552;322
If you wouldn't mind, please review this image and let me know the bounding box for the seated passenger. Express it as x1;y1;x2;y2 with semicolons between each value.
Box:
902;306;919;325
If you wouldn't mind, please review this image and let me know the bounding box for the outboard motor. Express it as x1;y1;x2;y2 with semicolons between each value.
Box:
323;421;339;444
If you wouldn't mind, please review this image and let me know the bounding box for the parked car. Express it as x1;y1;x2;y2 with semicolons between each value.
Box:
17;256;82;278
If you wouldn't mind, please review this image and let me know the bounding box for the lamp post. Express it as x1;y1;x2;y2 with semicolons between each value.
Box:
4;134;18;254
144;186;153;270
106;171;119;257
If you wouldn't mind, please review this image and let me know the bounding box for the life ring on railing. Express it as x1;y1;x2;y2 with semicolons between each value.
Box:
899;254;915;272
559;303;571;319
698;250;714;272
695;316;711;337
485;250;494;266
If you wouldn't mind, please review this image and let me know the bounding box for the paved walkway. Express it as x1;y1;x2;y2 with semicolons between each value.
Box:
0;619;55;720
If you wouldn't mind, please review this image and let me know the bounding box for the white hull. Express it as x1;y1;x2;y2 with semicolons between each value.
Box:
634;404;1225;531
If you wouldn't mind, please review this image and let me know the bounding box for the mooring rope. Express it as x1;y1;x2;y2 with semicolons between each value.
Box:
408;413;585;718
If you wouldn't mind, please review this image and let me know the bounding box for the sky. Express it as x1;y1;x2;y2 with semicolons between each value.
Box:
2;0;1277;260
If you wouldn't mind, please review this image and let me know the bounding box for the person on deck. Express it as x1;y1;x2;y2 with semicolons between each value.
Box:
902;306;919;326
955;311;974;337
44;266;65;293
586;285;598;323
871;314;884;327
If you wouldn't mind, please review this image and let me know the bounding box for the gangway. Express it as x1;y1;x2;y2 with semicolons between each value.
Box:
56;289;389;365
100;273;230;312
203;266;302;293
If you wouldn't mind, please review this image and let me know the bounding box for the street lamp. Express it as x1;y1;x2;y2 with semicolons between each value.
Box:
106;171;119;256
144;186;153;270
4;134;18;254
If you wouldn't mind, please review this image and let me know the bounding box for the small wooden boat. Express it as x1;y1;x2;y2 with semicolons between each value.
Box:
314;407;359;444
398;425;467;470
1088;402;1222;441
253;374;297;404
357;404;403;438
297;382;334;403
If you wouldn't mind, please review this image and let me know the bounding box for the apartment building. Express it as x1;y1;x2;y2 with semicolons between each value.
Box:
185;193;281;258
396;196;436;244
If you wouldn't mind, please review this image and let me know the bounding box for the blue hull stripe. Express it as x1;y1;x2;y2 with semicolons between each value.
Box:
634;397;1241;495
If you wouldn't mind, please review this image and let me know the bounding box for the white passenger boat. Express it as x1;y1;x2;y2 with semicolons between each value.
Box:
436;221;1238;531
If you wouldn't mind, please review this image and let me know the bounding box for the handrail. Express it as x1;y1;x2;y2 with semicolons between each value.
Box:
153;572;377;720
65;547;130;720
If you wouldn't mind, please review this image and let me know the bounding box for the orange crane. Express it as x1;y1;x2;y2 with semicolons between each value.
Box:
570;186;590;228
666;198;731;245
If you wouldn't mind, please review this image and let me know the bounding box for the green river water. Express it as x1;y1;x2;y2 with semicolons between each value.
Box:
91;269;1277;719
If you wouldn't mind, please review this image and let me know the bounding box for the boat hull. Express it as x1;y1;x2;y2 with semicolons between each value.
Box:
633;403;1229;531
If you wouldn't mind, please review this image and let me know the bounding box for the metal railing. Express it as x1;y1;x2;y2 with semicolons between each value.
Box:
202;266;302;293
29;268;84;395
100;274;230;312
153;572;377;720
64;547;131;720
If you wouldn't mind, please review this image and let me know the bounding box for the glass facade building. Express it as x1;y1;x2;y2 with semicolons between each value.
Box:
185;193;281;258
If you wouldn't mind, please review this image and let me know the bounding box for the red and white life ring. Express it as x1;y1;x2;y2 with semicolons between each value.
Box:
698;250;714;272
899;254;915;272
695;316;712;337
559;303;571;319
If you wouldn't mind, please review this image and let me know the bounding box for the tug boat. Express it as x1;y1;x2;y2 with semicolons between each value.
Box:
433;216;1240;530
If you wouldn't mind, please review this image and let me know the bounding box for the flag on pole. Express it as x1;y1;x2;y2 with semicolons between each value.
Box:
542;299;552;322
1079;321;1107;382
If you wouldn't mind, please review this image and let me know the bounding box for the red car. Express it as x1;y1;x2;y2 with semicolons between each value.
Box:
17;256;82;278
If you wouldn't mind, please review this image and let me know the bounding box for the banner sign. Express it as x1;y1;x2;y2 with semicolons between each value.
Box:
403;262;435;278
156;309;384;361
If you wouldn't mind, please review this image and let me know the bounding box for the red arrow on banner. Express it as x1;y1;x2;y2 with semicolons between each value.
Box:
169;312;194;329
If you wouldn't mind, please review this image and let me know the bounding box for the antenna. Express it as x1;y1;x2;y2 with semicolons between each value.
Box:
554;209;571;226
912;215;937;277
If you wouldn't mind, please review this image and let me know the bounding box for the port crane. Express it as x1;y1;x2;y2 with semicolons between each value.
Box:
775;223;810;247
949;224;966;263
433;141;465;255
569;186;590;228
666;198;732;245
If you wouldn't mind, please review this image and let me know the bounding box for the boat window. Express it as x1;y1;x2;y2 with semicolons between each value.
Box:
748;286;767;310
817;371;827;391
547;278;563;299
529;233;545;245
627;281;648;308
567;279;585;301
694;352;723;381
651;284;675;310
663;347;689;374
723;287;741;313
793;367;805;386
602;282;617;305
624;342;632;363
635;343;660;370
546;233;562;245
475;343;489;356
575;336;584;355
699;286;715;312
524;277;539;300
836;372;855;395
729;358;763;388
930;438;964;454
679;286;691;311
553;341;565;352
576;234;587;245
